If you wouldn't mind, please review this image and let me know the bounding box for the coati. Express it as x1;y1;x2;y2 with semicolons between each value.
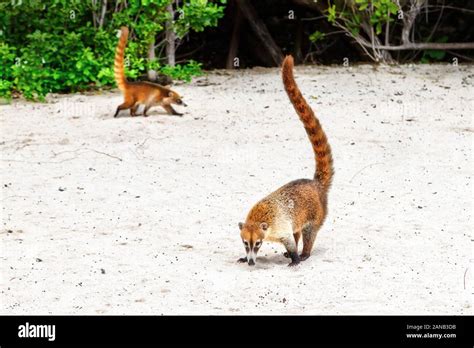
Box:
113;26;186;118
238;55;334;267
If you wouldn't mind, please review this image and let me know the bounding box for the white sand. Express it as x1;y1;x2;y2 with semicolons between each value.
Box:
1;64;473;314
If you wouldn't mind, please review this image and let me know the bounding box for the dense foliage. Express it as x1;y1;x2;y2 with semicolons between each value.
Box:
0;0;226;100
1;0;472;100
308;0;473;63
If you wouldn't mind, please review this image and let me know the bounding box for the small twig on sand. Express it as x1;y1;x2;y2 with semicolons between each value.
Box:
0;195;28;202
349;162;384;183
137;136;169;149
464;268;468;290
87;148;123;162
2;147;123;163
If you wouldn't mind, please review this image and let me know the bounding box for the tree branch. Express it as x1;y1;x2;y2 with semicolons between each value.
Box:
226;3;242;69
148;39;157;81
99;0;107;28
357;41;474;50
402;0;424;45
236;0;283;65
165;1;176;66
91;0;98;29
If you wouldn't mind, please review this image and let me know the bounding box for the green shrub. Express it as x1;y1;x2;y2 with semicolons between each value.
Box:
0;43;16;99
0;0;225;101
161;60;203;82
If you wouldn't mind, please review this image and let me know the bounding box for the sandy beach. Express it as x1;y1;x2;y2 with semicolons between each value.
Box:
1;63;472;314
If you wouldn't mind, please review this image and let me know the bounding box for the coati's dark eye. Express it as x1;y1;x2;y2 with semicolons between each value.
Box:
243;241;249;246
255;241;261;247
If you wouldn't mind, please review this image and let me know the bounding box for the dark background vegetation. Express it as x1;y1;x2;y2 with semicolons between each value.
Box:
189;0;474;68
1;0;473;100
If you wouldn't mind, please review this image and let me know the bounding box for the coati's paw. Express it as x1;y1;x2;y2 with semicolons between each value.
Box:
237;257;247;263
288;260;300;267
299;253;310;261
287;251;300;266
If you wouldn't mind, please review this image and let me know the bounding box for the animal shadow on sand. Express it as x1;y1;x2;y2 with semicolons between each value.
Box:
112;108;183;119
236;247;328;270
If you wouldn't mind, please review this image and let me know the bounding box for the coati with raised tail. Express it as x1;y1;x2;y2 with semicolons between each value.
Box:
238;55;334;267
113;26;186;117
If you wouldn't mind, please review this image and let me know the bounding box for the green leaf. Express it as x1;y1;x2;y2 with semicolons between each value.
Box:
309;30;325;43
388;2;398;14
327;4;337;23
376;22;382;35
425;50;446;60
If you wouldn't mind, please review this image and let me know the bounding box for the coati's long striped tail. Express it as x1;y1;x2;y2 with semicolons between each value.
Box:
281;55;334;191
114;27;129;91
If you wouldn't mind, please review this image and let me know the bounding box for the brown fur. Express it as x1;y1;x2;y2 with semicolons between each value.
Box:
238;55;334;267
113;27;185;118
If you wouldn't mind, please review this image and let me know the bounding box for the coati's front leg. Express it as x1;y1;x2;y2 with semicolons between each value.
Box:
300;224;319;261
114;101;135;117
130;103;141;117
143;104;152;117
162;104;183;116
281;236;300;267
283;232;300;258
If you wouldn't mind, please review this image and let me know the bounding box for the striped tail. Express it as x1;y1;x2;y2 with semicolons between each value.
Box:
114;26;129;91
281;55;334;192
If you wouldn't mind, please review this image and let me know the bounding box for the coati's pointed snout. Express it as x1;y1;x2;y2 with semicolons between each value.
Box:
239;222;265;267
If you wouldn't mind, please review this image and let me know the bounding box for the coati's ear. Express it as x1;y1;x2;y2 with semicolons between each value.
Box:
260;222;268;231
238;222;244;230
168;91;173;97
